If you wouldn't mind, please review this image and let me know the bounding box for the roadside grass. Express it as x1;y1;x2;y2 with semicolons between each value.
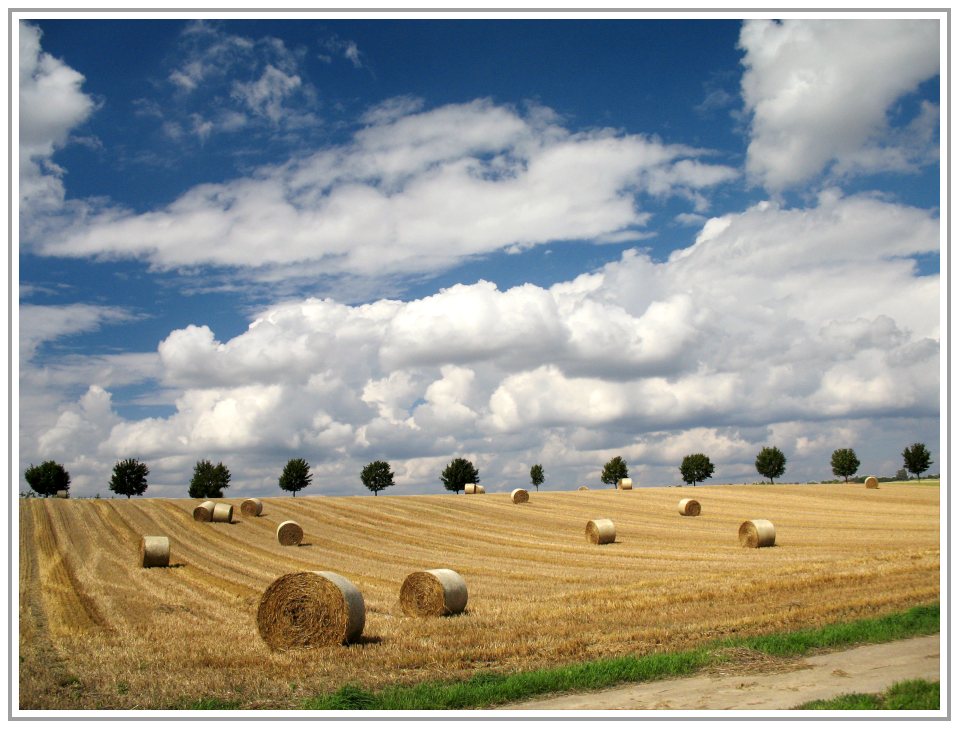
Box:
794;679;940;710
302;603;939;710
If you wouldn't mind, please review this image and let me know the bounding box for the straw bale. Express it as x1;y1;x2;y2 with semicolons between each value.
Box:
399;569;468;617
739;519;776;548
617;478;633;490
678;498;701;516
510;488;529;504
241;497;263;517
578;485;589;491
140;536;170;568
55;490;69;499
211;503;233;523
864;476;879;489
464;483;485;494
192;500;216;522
256;571;365;649
586;518;616;544
277;520;304;546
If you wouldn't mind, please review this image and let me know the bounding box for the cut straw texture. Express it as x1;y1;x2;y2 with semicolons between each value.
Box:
192;500;216;522
739;519;776;548
586;518;616;544
139;536;170;568
865;476;879;489
678;498;701;516
399;569;469;617
55;490;69;499
211;503;233;523
510;488;529;504
464;483;485;494
276;520;304;546
256;571;365;650
241;498;263;517
617;478;633;490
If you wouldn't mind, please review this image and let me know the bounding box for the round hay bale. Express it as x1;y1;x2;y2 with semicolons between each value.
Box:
865;476;879;489
586;518;616;544
510;488;529;504
399;569;468;617
617;478;633;490
464;483;485;494
192;500;216;522
256;571;365;649
140;536;170;568
578;485;589;491
739;519;776;548
277;520;303;546
55;490;69;499
210;503;233;523
678;498;701;516
240;497;263;517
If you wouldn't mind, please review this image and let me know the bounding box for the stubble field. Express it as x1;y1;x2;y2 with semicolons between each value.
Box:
18;482;939;709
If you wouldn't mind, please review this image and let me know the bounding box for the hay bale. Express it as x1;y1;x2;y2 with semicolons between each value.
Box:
256;571;365;649
578;485;589;491
210;503;233;523
140;536;170;568
55;490;69;499
739;519;776;548
192;500;216;522
399;569;468;617
464;483;485;494
617;478;633;490
277;520;303;546
586;518;616;544
678;498;701;516
865;476;879;489
241;497;263;517
510;488;529;504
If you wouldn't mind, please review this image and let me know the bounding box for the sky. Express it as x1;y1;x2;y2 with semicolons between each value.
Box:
16;12;944;499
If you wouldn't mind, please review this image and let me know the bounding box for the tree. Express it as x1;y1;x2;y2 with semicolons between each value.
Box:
902;443;932;481
600;456;629;489
109;458;149;498
679;453;714;486
755;446;787;484
24;460;70;497
895;468;908;481
530;464;544;492
279;458;313;497
189;459;231;498
361;460;394;496
829;448;860;483
441;458;479;494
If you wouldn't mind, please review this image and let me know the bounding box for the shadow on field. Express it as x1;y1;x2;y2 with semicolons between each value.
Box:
297;543;313;548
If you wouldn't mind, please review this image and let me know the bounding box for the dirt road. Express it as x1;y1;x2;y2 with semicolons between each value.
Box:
502;634;941;710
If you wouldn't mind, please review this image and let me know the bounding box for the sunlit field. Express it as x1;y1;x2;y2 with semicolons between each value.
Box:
19;482;939;709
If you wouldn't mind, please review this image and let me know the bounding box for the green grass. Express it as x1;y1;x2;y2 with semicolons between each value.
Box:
794;679;940;710
300;602;938;711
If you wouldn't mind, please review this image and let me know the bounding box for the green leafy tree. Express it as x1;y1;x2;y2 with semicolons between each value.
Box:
895;468;908;481
530;464;544;492
24;460;70;497
279;458;313;497
189;459;231;498
902;443;932;481
679;453;715;486
755;446;787;484
441;458;479;494
830;448;860;483
109;458;150;498
361;460;394;496
600;456;629;489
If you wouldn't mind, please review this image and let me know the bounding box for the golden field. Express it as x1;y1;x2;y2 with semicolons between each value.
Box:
18;482;939;709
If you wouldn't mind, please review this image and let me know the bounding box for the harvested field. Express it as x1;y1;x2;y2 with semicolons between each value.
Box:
18;482;939;710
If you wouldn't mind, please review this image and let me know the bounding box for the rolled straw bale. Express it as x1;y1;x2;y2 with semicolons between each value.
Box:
399;569;468;617
739;519;776;548
578;485;589;491
617;478;633;490
256;571;365;649
865;476;879;489
241;497;263;517
277;520;303;546
140;536;170;568
586;518;616;544
192;500;216;522
55;490;69;499
510;488;529;504
211;503;233;523
464;483;486;494
678;498;701;516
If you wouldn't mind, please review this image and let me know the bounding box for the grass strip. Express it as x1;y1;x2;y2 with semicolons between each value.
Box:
301;602;938;711
793;679;940;710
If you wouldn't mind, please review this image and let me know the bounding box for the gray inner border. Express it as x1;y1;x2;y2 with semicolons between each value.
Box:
7;5;951;722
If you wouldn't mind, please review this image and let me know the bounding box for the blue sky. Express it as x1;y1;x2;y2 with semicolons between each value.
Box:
18;13;943;498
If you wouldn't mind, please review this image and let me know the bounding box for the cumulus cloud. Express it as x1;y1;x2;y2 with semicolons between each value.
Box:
740;19;940;190
23;191;938;496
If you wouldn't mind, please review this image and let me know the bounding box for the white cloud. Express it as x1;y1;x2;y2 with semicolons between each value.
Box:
740;19;939;190
231;65;302;124
19;303;138;361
